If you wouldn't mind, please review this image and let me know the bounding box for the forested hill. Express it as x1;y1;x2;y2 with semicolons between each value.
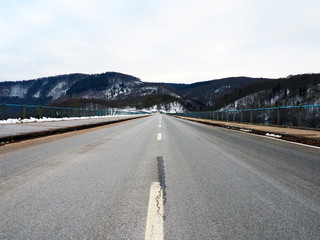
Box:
0;71;319;111
0;72;181;109
164;77;273;109
215;73;320;110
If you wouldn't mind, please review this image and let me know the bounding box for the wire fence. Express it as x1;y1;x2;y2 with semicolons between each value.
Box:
171;104;320;128
1;103;147;120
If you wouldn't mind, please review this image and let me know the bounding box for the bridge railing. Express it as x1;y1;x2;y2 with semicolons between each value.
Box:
171;104;320;128
1;103;146;120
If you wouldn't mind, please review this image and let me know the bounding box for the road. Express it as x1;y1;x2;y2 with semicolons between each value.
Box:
1;114;319;239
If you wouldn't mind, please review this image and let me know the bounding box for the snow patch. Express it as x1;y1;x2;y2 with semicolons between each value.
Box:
47;81;68;99
33;90;41;98
240;128;252;132
265;133;282;138
9;84;28;98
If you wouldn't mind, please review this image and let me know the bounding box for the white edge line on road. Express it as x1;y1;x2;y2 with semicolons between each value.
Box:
259;134;320;149
157;133;162;141
145;182;164;240
222;125;320;150
218;123;320;150
222;124;320;150
158;125;161;128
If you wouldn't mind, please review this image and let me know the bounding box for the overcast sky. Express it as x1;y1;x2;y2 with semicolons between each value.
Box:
1;0;319;83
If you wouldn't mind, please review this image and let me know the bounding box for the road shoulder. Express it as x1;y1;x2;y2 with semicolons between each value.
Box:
171;115;320;147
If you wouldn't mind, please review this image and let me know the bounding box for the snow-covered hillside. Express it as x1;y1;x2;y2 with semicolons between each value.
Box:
220;84;320;110
0;72;180;104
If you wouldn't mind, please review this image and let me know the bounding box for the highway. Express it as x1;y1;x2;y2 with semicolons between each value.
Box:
1;114;319;239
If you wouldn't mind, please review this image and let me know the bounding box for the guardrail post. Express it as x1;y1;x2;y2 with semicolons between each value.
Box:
61;108;64;118
298;104;302;127
51;108;54;118
227;111;229;121
23;104;27;119
2;103;6;120
233;110;235;122
240;111;243;123
250;109;253;124
262;108;265;125
277;106;281;125
39;105;42;119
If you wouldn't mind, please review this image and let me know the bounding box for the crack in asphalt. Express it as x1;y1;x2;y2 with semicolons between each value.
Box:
145;181;164;240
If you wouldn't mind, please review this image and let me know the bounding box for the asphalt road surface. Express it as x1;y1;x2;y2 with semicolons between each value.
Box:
1;114;319;239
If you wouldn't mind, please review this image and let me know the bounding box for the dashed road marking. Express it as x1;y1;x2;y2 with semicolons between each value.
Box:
157;133;162;141
145;182;164;240
158;125;161;128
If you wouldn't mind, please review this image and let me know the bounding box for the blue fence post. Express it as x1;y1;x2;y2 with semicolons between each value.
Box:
262;108;265;125
99;109;102;116
39;105;42;119
277;106;281;125
23;104;27;119
2;103;6;120
233;110;236;122
298;104;302;127
250;109;253;124
240;111;243;123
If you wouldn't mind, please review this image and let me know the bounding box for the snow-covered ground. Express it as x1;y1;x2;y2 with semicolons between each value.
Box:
265;133;282;138
0;115;141;124
119;101;185;114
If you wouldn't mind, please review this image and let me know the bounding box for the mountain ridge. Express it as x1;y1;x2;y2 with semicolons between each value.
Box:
0;71;319;112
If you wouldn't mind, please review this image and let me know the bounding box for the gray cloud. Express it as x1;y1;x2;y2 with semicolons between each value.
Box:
0;0;319;83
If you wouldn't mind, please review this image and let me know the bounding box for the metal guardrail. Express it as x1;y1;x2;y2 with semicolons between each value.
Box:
171;104;320;128
1;103;147;120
